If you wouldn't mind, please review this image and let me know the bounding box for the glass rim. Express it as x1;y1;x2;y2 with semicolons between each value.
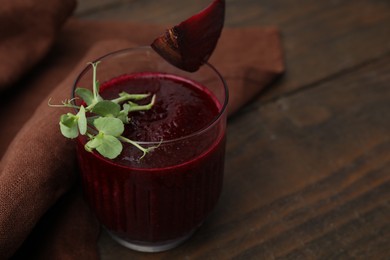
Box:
72;46;229;145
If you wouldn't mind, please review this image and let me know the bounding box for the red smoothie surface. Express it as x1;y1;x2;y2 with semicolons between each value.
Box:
76;72;226;242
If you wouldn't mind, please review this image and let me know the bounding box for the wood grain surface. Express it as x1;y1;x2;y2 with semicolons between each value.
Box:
75;0;390;259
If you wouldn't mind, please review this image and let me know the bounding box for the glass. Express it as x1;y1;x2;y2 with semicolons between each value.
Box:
72;46;228;252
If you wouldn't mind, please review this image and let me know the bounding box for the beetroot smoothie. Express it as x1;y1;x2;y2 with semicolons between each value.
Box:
75;72;226;250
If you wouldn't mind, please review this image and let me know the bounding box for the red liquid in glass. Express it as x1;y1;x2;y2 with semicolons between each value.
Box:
76;72;226;243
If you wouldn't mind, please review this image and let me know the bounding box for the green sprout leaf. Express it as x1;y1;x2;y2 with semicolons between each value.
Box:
91;100;121;117
96;134;123;159
85;134;103;152
77;106;87;135
75;88;94;106
59;113;78;138
60;113;76;127
93;117;124;137
85;132;123;159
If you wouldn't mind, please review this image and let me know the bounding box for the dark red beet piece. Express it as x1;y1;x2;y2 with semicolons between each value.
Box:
151;0;225;72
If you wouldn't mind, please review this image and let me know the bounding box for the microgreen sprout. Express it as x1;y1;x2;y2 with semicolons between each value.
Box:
50;61;159;160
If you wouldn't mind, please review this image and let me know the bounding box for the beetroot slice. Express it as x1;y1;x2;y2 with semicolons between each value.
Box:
151;0;225;72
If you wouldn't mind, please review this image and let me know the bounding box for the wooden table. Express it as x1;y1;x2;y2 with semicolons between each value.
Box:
75;0;390;258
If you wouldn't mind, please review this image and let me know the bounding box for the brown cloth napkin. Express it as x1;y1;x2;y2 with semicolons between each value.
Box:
0;1;284;259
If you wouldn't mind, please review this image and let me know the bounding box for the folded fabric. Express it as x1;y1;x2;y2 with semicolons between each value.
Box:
0;1;284;259
0;0;76;90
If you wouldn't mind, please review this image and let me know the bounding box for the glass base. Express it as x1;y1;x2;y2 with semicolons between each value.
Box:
106;228;198;253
